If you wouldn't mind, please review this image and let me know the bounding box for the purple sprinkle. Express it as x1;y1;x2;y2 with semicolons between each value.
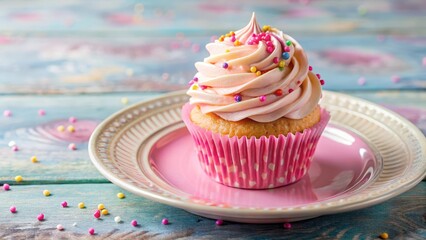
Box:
222;62;229;69
357;77;366;86
391;75;400;83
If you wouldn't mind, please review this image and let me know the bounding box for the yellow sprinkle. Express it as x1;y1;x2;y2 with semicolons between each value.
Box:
234;40;241;46
225;49;230;53
250;66;257;73
218;35;225;42
256;71;262;76
121;97;129;105
117;192;125;199
379;233;389;239
97;204;105;210
31;156;38;163
15;175;23;182
57;125;65;132
101;209;109;215
43;190;51;196
229;31;235;35
279;60;285;68
262;25;271;32
225;33;231;37
191;84;199;90
78;202;85;209
67;125;75;133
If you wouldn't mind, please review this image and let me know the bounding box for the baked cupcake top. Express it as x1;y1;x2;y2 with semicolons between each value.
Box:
187;13;324;123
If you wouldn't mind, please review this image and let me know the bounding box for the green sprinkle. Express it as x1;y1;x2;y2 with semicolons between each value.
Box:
286;40;292;46
279;67;284;71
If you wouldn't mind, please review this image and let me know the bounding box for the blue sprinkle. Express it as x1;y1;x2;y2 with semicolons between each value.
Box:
282;52;290;60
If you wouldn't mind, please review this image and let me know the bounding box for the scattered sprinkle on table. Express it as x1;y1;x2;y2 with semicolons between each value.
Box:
121;97;129;105
43;190;51;196
101;209;109;215
10;206;17;213
283;223;292;229
391;75;400;83
73;222;77;227
422;57;426;67
3;110;12;117
38;109;46;116
11;145;19;151
215;219;223;226
31;156;38;163
37;213;45;221
67;125;75;133
97;204;105;210
68;116;77;123
57;125;65;132
357;77;366;86
131;219;138;227
380;232;389;239
78;202;85;209
56;224;64;231
68;143;77;151
3;183;10;191
117;192;125;199
162;218;169;225
93;210;101;219
114;216;121;223
15;175;23;182
88;228;95;235
8;141;16;147
61;201;68;208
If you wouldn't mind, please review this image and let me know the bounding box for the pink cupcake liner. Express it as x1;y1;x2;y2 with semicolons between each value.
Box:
182;103;330;189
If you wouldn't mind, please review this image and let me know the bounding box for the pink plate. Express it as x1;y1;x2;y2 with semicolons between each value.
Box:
149;125;381;209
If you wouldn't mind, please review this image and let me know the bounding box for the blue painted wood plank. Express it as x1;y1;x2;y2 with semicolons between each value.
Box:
0;35;424;94
0;182;424;239
0;91;425;183
0;0;424;35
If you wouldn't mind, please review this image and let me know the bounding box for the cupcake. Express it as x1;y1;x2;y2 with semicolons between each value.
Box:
182;13;330;189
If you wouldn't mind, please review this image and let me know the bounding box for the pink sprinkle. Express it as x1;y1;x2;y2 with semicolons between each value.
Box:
3;183;10;191
57;224;64;231
61;201;68;208
316;73;321;79
284;46;290;52
283;222;292;229
3;110;12;117
259;95;266;102
193;77;198;82
358;77;366;86
231;36;236;42
264;34;271;41
252;33;257;37
38;109;46;116
391;75;400;83
10;206;16;213
162;218;169;225
210;35;217;42
88;228;95;235
320;80;325;85
131;219;138;227
422;57;426;66
265;41;272;46
68;117;77;123
266;46;274;53
273;57;279;64
93;210;101;219
247;40;254;45
289;89;294;93
37;213;45;221
68;143;77;151
308;66;313;71
200;85;208;90
11;146;19;152
215;219;224;226
188;80;194;86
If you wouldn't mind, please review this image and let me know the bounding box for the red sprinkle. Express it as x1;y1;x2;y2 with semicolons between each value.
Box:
10;206;16;213
273;57;279;64
308;66;313;71
316;74;321;79
216;219;224;226
88;228;95;235
283;222;292;229
93;210;101;219
274;89;283;96
37;213;45;221
131;219;138;227
162;218;169;225
61;201;68;208
320;80;325;85
288;89;294;93
259;95;266;102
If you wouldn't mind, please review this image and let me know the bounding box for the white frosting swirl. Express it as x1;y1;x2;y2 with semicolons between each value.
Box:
187;13;322;122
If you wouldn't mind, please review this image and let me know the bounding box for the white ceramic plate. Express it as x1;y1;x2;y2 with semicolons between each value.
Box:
89;90;426;223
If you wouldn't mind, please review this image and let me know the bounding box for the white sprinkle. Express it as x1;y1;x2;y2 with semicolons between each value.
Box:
56;224;64;231
114;216;121;223
72;222;77;227
8;141;16;147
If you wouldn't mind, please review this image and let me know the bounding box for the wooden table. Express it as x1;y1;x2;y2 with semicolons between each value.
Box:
0;1;425;239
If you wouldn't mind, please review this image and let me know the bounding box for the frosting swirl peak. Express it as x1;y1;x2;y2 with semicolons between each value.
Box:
187;13;323;122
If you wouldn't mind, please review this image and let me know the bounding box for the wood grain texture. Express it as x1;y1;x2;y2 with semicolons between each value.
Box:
1;91;425;184
0;183;424;239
